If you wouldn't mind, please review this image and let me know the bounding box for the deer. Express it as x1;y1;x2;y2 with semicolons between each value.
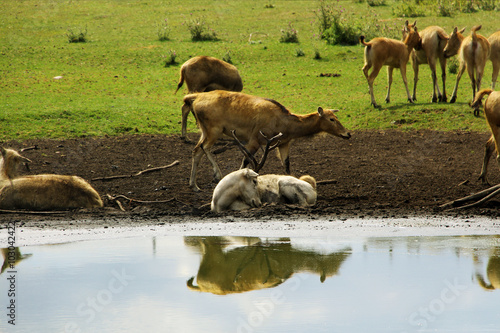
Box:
471;89;500;185
181;90;351;191
174;56;243;140
0;147;103;210
488;31;500;90
444;25;491;103
403;23;450;102
360;20;421;108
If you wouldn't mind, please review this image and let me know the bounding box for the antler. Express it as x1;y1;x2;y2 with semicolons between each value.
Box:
231;130;283;172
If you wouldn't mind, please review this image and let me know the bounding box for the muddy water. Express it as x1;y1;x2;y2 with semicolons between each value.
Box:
1;235;500;333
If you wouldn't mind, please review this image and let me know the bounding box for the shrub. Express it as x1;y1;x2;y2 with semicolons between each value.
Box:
448;57;459;74
222;50;233;64
186;17;219;42
279;23;299;43
367;0;387;6
313;49;322;60
315;1;360;45
164;50;178;67
295;48;305;57
436;1;455;16
157;18;171;41
392;0;426;17
67;26;87;43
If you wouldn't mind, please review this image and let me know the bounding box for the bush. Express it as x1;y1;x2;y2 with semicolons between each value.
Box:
295;48;305;57
222;50;233;64
186;17;219;42
392;0;426;17
315;1;360;45
164;50;178;67
67;26;87;43
157;18;171;41
279;23;299;43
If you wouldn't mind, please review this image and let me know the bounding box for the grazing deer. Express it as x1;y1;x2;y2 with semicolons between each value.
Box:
444;25;491;103
182;90;351;191
174;56;243;140
471;89;500;184
0;147;103;210
360;20;421;108
403;24;450;102
488;31;500;90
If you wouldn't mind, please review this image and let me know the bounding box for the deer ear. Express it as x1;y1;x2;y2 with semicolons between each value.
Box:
459;27;466;34
0;147;6;158
412;20;417;27
244;169;259;179
317;107;324;116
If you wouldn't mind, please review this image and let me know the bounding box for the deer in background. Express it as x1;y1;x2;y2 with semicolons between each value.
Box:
0;147;103;210
444;25;491;103
182;90;351;191
174;56;243;140
488;31;500;90
403;23;450;102
360;20;421;108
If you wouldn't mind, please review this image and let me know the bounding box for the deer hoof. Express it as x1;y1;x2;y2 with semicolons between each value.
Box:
372;102;380;109
432;96;438;103
473;108;481;117
450;96;457;103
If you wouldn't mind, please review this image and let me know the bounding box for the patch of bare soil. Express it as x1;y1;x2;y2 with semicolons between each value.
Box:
2;130;500;227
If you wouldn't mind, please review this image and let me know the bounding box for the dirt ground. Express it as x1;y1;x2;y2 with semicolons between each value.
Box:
2;129;500;227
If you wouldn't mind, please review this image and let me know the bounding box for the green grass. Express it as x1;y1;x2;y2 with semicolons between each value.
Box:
1;0;499;141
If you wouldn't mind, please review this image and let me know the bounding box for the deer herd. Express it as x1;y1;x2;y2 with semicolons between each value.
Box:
1;21;500;213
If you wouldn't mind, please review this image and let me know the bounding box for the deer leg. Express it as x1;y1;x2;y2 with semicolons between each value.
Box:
278;143;291;174
366;64;382;108
400;65;413;103
492;61;499;90
181;104;191;141
385;66;394;103
412;60;419;102
190;145;206;192
450;62;466;103
428;60;439;103
479;135;496;185
439;55;447;102
476;63;486;98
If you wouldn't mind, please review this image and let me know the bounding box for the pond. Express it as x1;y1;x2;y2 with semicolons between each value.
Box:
1;234;500;332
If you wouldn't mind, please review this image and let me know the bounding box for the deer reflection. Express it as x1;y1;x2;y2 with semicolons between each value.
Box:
185;236;351;295
1;247;32;274
475;247;500;291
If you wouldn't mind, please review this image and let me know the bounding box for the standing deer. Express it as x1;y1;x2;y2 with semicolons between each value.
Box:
360;21;421;108
403;24;450;102
174;56;243;140
471;89;500;184
0;147;103;210
444;25;491;103
182;90;351;191
488;31;500;90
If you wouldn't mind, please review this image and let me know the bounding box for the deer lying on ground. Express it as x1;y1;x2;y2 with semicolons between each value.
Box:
444;26;491;103
360;20;421;108
488;31;500;90
0;147;103;210
471;89;500;184
210;168;317;212
182;90;351;191
403;23;450;102
174;56;243;140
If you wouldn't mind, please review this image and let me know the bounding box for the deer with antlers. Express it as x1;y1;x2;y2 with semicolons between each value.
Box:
182;90;351;191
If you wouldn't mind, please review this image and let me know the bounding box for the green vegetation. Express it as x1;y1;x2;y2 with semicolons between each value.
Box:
0;0;499;141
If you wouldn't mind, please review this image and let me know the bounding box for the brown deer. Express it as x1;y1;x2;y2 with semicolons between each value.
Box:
0;147;103;210
471;89;500;184
182;91;351;191
174;56;243;140
403;24;450;102
444;26;491;103
488;31;500;90
360;21;421;108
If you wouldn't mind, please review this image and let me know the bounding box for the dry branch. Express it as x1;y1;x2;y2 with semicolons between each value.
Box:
441;183;500;209
92;160;179;181
0;209;67;215
317;179;338;185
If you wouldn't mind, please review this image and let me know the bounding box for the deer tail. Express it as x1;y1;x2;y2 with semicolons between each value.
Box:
471;89;493;109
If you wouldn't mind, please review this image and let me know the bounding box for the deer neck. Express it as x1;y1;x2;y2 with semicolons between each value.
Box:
285;113;321;138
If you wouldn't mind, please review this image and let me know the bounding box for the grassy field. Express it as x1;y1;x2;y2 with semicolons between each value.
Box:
1;0;499;141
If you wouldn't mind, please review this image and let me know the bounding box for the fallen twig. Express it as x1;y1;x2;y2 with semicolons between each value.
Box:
0;209;67;215
20;145;38;152
441;183;500;209
93;160;179;181
317;179;338;185
106;194;192;208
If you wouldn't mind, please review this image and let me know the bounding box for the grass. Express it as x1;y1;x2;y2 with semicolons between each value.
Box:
1;0;499;141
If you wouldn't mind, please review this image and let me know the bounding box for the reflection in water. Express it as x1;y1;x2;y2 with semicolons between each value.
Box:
184;236;351;295
475;247;500;291
1;247;32;274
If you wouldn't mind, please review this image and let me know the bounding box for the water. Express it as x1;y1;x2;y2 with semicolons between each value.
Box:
1;235;500;333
